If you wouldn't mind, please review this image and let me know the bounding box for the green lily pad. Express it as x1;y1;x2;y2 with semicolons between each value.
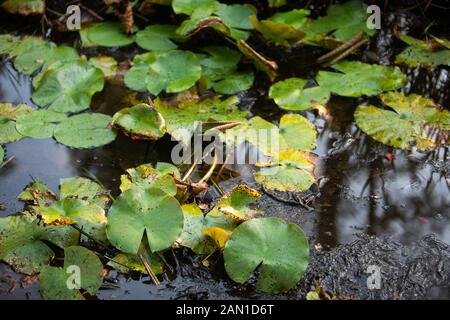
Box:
39;246;104;300
0;213;78;275
60;177;109;208
89;56;118;79
106;187;184;254
32;198;107;242
250;10;309;46
13;38;79;75
269;78;330;110
107;244;164;275
18;179;57;206
124;50;202;95
317;61;407;97
208;185;262;222
172;0;216;15
119;163;178;196
1;0;45;15
355;92;450;151
54;113;117;149
0;34;20;55
154;94;247;146
0;145;4;163
223;114;316;156
112;103;166;140
0;103;33;143
268;0;286;7
255;149;316;193
15;110;67;138
136;25;179;51
79;22;135;48
224;217;309;293
309;0;375;44
32;61;105;113
395;34;450;69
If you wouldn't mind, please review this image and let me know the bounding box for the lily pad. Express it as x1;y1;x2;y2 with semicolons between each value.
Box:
0;213;78;275
112;103;166;140
39;246;104;300
15;110;67;139
124;50;202;95
208;185;262;222
106;187;184;253
355;92;450;151
53;113;117;149
268;0;286;7
223;217;309;293
309;0;375;44
154;95;247;146
172;0;216;15
60;177;109;208
1;0;45;16
13;38;79;75
0;103;32;143
255;149;316;193
32;61;104;113
269;78;330;110
136;25;179;51
79;22;135;47
317;61;407;97
0;34;20;55
89;56;118;79
18;179;57;206
223;114;316;156
0;145;4;163
395;34;450;69
119;163;178;196
250;9;309;46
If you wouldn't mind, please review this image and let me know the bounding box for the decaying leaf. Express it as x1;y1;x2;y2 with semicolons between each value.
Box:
1;0;45;16
237;39;278;81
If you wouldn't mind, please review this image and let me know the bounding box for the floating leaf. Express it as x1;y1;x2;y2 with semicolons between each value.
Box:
178;202;237;254
124;50;202;95
60;177;109;208
395;34;450;69
250;10;309;46
1;0;45;16
172;0;216;15
18;179;57;206
15;110;67;139
355;92;450;151
255;149;316;193
79;22;135;47
39;246;104;300
0;213;78;275
269;78;330;110
89;56;118;79
12;38;79;75
54;113;117;149
136;25;179;51
208;185;262;222
309;0;375;44
237;39;278;81
223;114;316;156
154;94;247;146
224;217;309;293
32;61;104;113
0;103;32;143
202;227;231;249
0;145;4;163
112;103;166;140
106;187;184;253
119;163;178;196
0;34;20;55
32;198;107;242
107;241;164;275
317;61;407;97
268;0;286;8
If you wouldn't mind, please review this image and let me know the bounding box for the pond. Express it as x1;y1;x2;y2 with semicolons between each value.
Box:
0;0;449;300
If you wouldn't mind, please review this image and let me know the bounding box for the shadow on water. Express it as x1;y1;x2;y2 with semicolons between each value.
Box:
0;1;449;299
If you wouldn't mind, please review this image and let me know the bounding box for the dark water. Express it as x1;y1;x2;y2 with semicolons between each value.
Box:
1;1;450;299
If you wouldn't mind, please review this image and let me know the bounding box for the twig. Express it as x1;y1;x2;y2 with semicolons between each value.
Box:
69;224;112;253
323;39;368;68
182;160;198;182
139;254;161;286
199;153;218;184
317;31;364;63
